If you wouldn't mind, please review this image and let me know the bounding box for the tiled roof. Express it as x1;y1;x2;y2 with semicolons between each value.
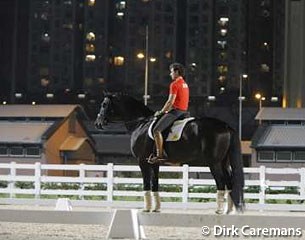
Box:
255;125;305;148
60;136;89;151
0;104;84;118
256;107;305;121
0;121;55;144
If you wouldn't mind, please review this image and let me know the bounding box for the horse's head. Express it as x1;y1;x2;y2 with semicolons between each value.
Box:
95;92;154;130
94;96;112;129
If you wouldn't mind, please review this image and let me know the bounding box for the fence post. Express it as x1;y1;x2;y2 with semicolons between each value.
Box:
9;162;16;199
79;164;85;200
107;163;114;203
34;162;41;199
182;164;189;205
300;168;305;200
259;165;266;208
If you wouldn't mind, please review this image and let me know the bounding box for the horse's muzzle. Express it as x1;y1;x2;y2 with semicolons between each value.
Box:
94;114;107;129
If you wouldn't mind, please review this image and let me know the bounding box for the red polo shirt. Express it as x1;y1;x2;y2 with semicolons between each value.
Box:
169;77;189;111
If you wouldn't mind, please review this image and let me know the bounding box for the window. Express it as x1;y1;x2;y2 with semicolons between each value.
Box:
114;56;124;66
26;147;41;157
85;55;96;62
10;147;24;156
294;151;305;162
0;146;8;156
276;151;292;162
88;0;95;6
258;151;275;162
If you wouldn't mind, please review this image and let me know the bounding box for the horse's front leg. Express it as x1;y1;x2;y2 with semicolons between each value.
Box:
151;164;161;212
139;159;152;212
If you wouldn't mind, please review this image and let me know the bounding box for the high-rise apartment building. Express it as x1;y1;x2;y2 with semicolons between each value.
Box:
107;0;178;99
184;0;247;98
26;0;109;102
247;0;285;101
1;0;286;111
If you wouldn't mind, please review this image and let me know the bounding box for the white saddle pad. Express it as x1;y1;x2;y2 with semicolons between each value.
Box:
148;117;195;142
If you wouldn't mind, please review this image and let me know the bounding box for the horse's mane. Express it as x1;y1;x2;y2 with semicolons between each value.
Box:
113;93;154;118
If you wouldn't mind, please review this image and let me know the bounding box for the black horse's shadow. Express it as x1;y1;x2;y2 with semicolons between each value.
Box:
95;93;245;213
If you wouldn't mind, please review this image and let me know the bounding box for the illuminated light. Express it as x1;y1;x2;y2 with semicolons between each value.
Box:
220;87;225;91
78;94;86;99
220;29;227;36
85;54;96;62
218;17;229;27
208;96;216;101
220;17;229;22
255;93;262;100
117;12;124;17
149;57;156;62
46;93;54;99
282;96;287;108
217;40;227;49
85;43;95;53
238;96;246;101
297;99;302;108
42;33;50;42
2;101;7;105
218;75;226;82
137;53;145;59
261;64;270;72
65;88;71;93
271;97;278;102
114;56;124;66
165;51;172;59
86;32;95;41
191;63;197;67
88;0;95;6
241;74;248;78
15;93;22;98
264;42;268;46
261;97;266;101
32;101;36;105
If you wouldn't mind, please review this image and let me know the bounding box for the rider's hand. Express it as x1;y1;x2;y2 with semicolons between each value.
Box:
154;110;163;117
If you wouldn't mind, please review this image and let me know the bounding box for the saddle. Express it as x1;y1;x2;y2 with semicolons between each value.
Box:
148;117;195;142
147;116;195;164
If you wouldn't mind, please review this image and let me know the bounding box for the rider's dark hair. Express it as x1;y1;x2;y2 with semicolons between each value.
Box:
169;62;185;77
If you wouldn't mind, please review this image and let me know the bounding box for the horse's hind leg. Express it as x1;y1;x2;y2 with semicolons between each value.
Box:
210;163;227;214
223;164;234;214
151;164;160;212
139;159;152;212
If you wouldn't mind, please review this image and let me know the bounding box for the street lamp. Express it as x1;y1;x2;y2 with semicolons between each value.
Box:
137;25;157;106
255;93;265;110
144;25;149;106
255;93;265;125
239;74;248;140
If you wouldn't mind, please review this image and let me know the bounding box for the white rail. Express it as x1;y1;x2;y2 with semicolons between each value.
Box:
0;162;305;210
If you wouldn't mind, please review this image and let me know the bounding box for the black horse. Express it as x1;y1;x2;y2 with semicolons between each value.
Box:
95;93;244;214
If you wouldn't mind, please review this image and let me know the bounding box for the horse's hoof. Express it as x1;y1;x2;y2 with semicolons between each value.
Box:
152;209;160;213
142;209;151;213
215;210;224;215
226;210;234;215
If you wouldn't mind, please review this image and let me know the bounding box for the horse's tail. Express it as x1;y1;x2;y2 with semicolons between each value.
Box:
228;129;245;211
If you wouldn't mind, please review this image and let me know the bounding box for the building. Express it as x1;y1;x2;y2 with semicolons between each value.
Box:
0;104;96;175
251;107;305;178
283;0;305;108
247;0;285;102
107;0;179;99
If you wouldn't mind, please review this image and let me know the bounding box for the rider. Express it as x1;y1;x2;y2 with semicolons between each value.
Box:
150;62;189;162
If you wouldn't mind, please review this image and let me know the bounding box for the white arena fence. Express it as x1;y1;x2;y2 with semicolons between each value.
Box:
0;162;305;211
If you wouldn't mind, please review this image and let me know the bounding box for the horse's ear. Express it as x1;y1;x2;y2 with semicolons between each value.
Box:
103;90;112;97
